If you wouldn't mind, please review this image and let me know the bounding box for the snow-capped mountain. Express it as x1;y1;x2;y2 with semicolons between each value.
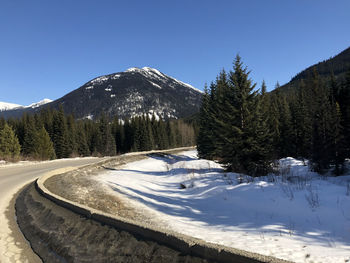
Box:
0;102;23;111
0;67;202;120
0;99;52;112
26;98;53;109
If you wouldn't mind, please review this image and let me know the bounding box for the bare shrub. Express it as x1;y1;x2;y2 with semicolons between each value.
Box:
281;184;294;200
223;173;233;185
288;220;295;236
305;185;319;209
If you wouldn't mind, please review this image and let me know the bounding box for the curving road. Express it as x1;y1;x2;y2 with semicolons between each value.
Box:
0;157;105;263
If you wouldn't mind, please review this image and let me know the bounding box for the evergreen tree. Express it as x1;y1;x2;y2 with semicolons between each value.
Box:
52;107;69;158
249;87;273;175
139;115;154;151
76;122;90;156
219;55;259;174
0;123;21;160
197;85;216;159
150;114;161;150
166;121;176;148
34;127;56;160
330;102;345;175
66;114;78;156
292;80;312;159
22;114;39;156
277;94;293;157
112;116;125;153
338;69;350;158
123;118;134;152
267;93;281;159
211;71;231;158
310;69;334;173
96;113;116;156
157;119;168;150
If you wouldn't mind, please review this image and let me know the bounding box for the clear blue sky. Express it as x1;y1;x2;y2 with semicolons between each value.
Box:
1;0;349;105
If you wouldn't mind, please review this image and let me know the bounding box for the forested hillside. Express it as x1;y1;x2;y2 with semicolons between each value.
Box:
197;55;350;176
0;108;196;161
279;47;350;94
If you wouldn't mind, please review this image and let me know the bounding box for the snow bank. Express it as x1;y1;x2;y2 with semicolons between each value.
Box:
96;151;350;263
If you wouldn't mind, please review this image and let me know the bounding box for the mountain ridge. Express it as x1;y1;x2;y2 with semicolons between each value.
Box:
278;46;350;93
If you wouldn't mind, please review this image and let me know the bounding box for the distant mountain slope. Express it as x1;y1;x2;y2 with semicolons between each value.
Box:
0;99;52;112
0;102;22;111
279;46;350;93
26;99;53;109
1;67;202;120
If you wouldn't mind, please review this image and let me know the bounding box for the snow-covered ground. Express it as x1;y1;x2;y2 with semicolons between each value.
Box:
96;150;350;263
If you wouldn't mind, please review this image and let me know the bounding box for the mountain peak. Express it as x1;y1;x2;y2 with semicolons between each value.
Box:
124;67;202;94
125;67;143;73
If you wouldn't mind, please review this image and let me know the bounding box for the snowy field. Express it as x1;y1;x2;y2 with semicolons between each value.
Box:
96;150;350;263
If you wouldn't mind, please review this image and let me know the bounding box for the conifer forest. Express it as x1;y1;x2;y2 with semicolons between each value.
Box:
197;55;350;176
0;108;196;161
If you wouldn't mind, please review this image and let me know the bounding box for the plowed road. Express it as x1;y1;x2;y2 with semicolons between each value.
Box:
0;157;104;263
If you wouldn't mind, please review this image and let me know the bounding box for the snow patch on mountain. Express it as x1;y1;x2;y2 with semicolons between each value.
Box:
26;98;52;109
83;114;93;120
90;76;109;85
171;78;202;93
111;74;121;80
0;102;23;111
149;81;162;89
125;67;202;93
0;99;52;111
105;85;112;92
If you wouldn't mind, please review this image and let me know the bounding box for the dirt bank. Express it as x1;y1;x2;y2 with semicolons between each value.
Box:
16;182;212;263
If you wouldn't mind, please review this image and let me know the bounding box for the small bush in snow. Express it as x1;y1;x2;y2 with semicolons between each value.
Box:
179;183;186;189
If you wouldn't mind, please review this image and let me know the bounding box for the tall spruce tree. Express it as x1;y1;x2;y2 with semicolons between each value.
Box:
52;107;69;158
96;113;116;156
34;127;56;160
197;85;214;159
22;114;39;156
277;94;293;157
76;122;90;156
310;69;334;173
339;70;350;158
66;114;78;156
293;80;312;159
0;123;21;160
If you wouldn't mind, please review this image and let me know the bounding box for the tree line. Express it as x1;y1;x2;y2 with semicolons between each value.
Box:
0;108;196;161
197;55;350;176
